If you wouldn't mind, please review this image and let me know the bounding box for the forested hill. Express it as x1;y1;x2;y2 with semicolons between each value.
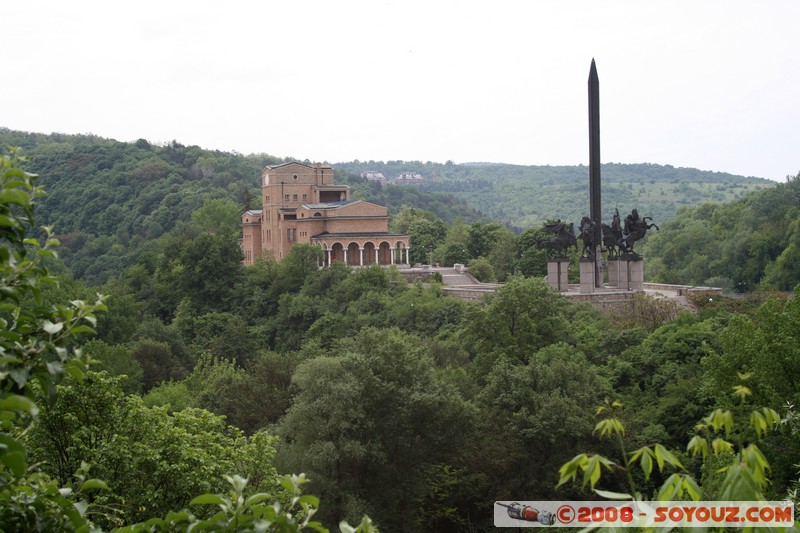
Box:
335;160;775;230
0;127;777;285
643;172;800;292
0;128;485;284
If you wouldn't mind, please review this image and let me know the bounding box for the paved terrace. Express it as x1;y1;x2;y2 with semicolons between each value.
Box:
399;265;721;311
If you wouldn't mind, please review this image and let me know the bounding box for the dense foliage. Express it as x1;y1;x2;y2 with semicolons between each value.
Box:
0;128;777;286
21;243;800;530
0;150;375;532
0;129;486;286
644;172;800;292
3;136;800;531
0;148;108;530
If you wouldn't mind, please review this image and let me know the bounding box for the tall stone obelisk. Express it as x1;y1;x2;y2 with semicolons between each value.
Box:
588;59;602;287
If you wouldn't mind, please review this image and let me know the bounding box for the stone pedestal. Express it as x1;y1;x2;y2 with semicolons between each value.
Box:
607;258;620;287
546;258;570;292
628;257;644;290
579;258;595;294
619;254;644;290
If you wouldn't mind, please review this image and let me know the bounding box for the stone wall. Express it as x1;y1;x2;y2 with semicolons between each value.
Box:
642;283;723;297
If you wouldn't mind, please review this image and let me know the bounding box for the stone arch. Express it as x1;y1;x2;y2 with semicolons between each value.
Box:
362;241;377;265
320;243;329;266
378;241;392;265
394;241;407;264
330;242;345;263
347;242;361;266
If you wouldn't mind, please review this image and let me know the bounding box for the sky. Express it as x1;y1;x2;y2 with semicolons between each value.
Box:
5;1;799;181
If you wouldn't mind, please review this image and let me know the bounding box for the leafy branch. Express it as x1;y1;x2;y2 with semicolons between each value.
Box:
558;373;781;504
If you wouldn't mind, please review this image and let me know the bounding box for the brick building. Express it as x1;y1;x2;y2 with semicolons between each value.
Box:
241;162;410;267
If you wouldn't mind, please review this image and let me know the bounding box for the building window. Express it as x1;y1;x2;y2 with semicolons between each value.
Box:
287;229;291;241
302;194;307;200
266;196;270;202
293;228;297;241
293;194;298;200
284;194;289;200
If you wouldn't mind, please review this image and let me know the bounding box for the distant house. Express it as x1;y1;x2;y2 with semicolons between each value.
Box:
360;171;387;186
241;162;410;267
396;172;423;185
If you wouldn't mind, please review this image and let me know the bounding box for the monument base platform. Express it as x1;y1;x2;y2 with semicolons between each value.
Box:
579;258;596;294
546;258;570;292
605;256;643;291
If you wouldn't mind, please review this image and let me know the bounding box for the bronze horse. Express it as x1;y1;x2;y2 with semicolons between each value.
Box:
578;216;596;258
537;221;577;258
619;208;658;254
601;208;623;258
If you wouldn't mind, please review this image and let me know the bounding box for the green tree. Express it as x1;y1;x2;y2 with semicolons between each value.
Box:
0;148;376;532
277;327;473;531
82;338;143;393
190;197;242;237
28;371;284;526
174;230;245;313
558;377;783;513
434;218;470;266
467;256;496;282
703;291;800;412
93;290;140;344
173;304;256;364
475;344;609;500
270;243;324;297
605;312;718;448
391;206;446;264
486;225;517;281
459;276;571;378
131;338;188;391
701;290;800;490
0;149;108;530
465;222;494;259
466;223;516;279
516;226;549;277
437;242;470;266
761;212;800;290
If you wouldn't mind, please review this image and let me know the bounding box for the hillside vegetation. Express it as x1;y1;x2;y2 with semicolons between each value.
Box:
0;129;484;285
336;160;775;230
644;172;800;292
2;142;800;531
1;127;794;292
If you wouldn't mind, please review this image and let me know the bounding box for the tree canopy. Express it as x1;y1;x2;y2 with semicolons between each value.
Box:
2;135;800;530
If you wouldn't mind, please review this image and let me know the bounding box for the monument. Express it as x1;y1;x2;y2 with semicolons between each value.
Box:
539;220;575;291
545;59;658;294
615;208;659;290
581;58;603;292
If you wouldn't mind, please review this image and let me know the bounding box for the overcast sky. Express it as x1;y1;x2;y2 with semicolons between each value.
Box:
5;1;798;180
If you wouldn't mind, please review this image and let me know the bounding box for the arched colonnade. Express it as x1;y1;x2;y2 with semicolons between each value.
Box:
313;238;410;267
